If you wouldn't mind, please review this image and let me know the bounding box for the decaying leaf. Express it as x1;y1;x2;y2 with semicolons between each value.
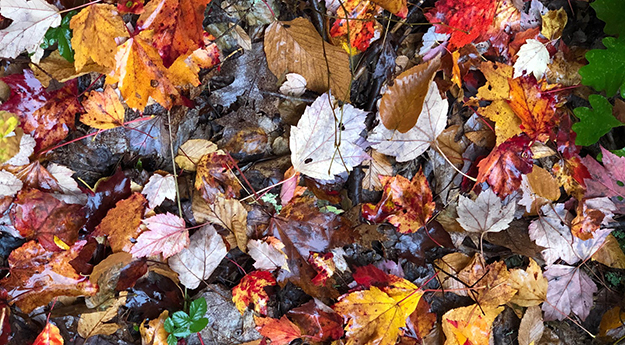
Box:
518;306;545;345
192;195;248;252
361;149;393;191
93;193;148;253
78;292;127;339
130;212;189;259
232;270;276;316
175;139;220;171
139;310;169;345
456;254;517;308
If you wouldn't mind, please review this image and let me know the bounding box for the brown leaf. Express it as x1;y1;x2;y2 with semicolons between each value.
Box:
508;258;547;307
592;234;625;269
93;193;148;253
193;195;248;252
264;18;351;101
457;254;517;308
518;306;545;345
175;139;220;171
361;149;393;191
379;57;440;132
78;292;127;339
526;166;560;201
140;310;169;345
194;152;241;202
436;125;466;165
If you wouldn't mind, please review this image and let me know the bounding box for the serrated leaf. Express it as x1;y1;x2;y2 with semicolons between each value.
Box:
579;36;625;98
189;298;207;322
456;188;516;234
142;173;177;209
41;11;76;62
80;85;126;129
513;39;549;79
171;311;192;328
130;212;189;259
164;317;175;333
543;264;597;321
573;94;623;146
591;0;625;36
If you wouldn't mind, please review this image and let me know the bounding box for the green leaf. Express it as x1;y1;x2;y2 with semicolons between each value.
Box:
167;333;178;345
591;0;625;36
189;317;209;333
573;94;623;145
164;317;175;333
41;11;77;62
188;298;207;322
579;36;625;98
171;311;192;328
172;328;192;338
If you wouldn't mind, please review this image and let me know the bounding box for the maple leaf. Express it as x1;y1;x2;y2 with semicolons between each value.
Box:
0;240;97;313
78;292;127;339
80;86;126;129
92;192;148;253
543;264;597;321
457;254;517;308
167;39;220;87
130;212;189;259
247;238;289;271
442;304;503;345
378;58;440;133
10;188;84;251
508;258;547;307
581;147;625;200
579;36;625;98
264;18;351;101
513;39;550;79
287;300;344;342
136;0;211;67
33;322;64;345
308;252;336;285
194;152;240;202
107;30;180;110
528;203;577;265
369;81;448;162
192;195;248;252
0;170;22;197
456;188;516;234
232;270;276;316
70;4;129;72
476;134;534;197
168;224;227;289
424;0;498;50
142;173;177;209
362;169;435;234
0;0;61;63
507;76;559;141
573;95;624;146
290;93;368;181
255;316;302;345
333;278;423;345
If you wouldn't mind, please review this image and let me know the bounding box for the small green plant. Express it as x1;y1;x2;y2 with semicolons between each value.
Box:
164;297;209;345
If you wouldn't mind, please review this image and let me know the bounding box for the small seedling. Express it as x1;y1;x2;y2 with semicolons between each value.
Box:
164;297;209;345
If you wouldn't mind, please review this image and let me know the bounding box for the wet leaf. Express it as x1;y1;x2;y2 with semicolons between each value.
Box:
542;264;596;321
456;188;516;234
194;152;240;202
254;315;302;345
142;173;177;209
78;292;127;339
232;270;276;316
92;192;148;253
247;237;289;271
476;134;533;197
0;111;22;163
573;94;623;146
264;17;351;101
130;212;189;259
581;147;625;200
507;76;558;141
287;300;344;342
80;85;126;130
140;310;169;345
579;36;625;98
32;322;64;345
290;92;367;181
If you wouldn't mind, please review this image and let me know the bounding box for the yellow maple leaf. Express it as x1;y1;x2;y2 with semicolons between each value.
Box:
70;4;130;72
80;86;126;129
443;304;503;345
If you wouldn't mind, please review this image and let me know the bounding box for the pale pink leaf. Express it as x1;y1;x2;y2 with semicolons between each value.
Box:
542;264;596;321
130;213;189;259
248;238;288;271
142;173;177;209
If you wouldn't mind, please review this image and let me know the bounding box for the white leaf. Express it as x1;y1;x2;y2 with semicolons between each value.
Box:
169;224;227;289
418;26;449;57
247;238;288;271
5;134;35;166
518;306;544;345
130;213;189;259
513;39;549;79
290;93;368;181
279;73;307;97
142;174;177;209
528;204;577;266
0;170;22;197
0;0;61;63
368;81;448;162
542;264;596;321
47;163;87;205
456;188;516;233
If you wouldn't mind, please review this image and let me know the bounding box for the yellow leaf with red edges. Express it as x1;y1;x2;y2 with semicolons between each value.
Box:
168;39;220;87
33;322;64;345
330;0;380;53
80;85;126;129
333;278;423;345
442;304;503;345
107;30;180;110
70;4;130;72
232;270;276;316
507;75;559;142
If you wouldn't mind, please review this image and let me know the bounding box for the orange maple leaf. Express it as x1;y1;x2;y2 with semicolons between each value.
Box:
232;270;276;316
507;75;559;142
80;85;126;129
33;322;64;345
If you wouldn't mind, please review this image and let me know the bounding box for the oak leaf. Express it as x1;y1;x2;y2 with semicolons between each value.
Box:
78;292;127;339
362;170;435;234
255;316;302;345
543;264;597;321
290;93;368;181
130;212;189;259
107;30;180;110
378;58;440;132
476;134;533;197
264;18;351;101
168;224;227;289
232;270;276;316
442;304;503;345
456;188;516;234
93;192;148;253
513;39;550;79
369;81;448;162
0;0;61;62
80;86;126;129
142;173;177;209
33;322;64;345
70;4;129;71
0;240;97;313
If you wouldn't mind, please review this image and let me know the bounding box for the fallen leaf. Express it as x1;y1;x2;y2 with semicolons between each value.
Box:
78;292;127;339
194;152;240;202
168;224;227;289
436;124;467;166
456;188;516;234
329;0;379;53
140;310;169;345
599;306;625;340
0;240;97;313
70;4;129;71
378;58;440;132
279;73;307;97
167;37;220;87
0;111;22;163
130;212;189;259
362;170;435;234
0;170;22;197
457;254;517;307
582;147;625;200
232;270;276;316
308;252;336;285
541;8;567;40
508;258;547;307
80;85;126;129
592;234;625;269
254;316;302;345
0;0;61;62
142;173;177;209
371;0;407;18
543;264;597;321
290;92;368;181
32;322;64;345
93;192;148;253
264;17;351;101
175;138;220;171
192;196;248;252
442;304;503;345
247;238;289;271
518;306;544;345
107;30;180;110
369;81;448;162
528;203;577;265
361;149;393;191
31;50;108;88
507;76;558;141
526;166;561;201
513;39;550;79
287;300;344;342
